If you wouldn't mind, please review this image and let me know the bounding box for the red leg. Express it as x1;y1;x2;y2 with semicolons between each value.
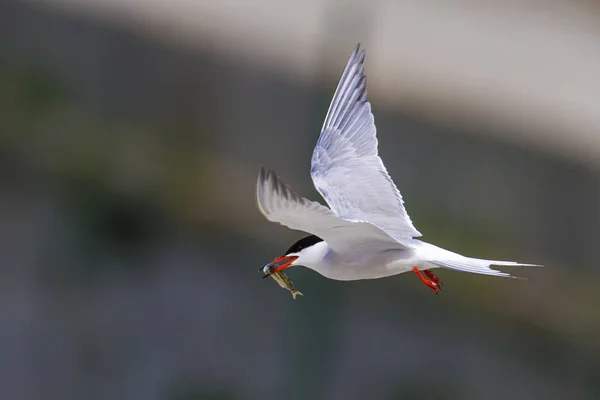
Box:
412;267;441;294
423;270;442;287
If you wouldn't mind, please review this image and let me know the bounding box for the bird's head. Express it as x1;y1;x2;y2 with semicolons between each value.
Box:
261;235;324;278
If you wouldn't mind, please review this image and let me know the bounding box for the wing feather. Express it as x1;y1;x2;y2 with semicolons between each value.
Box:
257;167;405;253
311;44;422;240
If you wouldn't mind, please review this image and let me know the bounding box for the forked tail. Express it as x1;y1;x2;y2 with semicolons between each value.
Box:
430;257;543;278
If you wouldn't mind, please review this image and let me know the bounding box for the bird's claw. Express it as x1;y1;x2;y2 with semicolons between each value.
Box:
424;270;443;287
426;280;441;294
413;268;443;294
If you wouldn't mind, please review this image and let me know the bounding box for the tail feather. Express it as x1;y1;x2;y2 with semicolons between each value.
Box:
470;258;542;268
430;258;542;279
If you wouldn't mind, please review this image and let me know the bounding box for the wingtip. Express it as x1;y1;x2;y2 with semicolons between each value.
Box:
256;166;274;217
258;165;274;181
257;165;266;184
357;49;366;64
351;43;366;61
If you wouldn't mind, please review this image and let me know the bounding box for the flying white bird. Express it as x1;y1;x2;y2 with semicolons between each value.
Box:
257;44;541;294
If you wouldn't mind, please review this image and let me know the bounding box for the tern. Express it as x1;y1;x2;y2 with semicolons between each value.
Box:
257;44;541;294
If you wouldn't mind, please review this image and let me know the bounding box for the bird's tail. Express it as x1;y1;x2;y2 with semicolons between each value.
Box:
430;257;543;279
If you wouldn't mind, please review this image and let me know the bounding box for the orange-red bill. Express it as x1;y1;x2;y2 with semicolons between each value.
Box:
266;255;299;275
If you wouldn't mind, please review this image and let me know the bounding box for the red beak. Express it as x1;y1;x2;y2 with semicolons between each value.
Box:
269;255;299;274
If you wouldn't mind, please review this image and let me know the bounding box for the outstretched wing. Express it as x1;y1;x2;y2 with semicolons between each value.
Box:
311;44;422;240
256;167;405;253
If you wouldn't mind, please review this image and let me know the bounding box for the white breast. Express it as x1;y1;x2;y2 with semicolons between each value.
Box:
300;242;418;281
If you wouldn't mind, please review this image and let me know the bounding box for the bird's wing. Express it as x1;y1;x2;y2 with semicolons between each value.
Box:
310;44;422;240
257;167;406;253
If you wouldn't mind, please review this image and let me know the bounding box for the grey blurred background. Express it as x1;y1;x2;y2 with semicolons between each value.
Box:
1;0;599;399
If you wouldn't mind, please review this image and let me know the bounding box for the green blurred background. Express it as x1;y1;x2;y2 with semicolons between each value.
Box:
0;1;599;399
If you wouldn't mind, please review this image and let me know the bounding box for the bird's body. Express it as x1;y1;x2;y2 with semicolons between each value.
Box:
257;44;541;294
273;237;533;282
278;238;412;281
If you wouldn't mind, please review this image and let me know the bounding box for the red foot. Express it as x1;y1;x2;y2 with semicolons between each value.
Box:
412;267;441;294
423;270;442;287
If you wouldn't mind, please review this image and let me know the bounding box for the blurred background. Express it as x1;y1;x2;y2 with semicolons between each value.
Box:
1;0;599;399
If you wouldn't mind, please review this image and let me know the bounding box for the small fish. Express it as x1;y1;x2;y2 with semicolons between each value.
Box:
261;264;303;299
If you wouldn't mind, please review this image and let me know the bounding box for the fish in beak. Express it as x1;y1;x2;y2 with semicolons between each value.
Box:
260;255;302;299
262;255;298;277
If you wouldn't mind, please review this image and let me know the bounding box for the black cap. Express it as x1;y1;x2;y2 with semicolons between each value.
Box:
285;235;324;255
